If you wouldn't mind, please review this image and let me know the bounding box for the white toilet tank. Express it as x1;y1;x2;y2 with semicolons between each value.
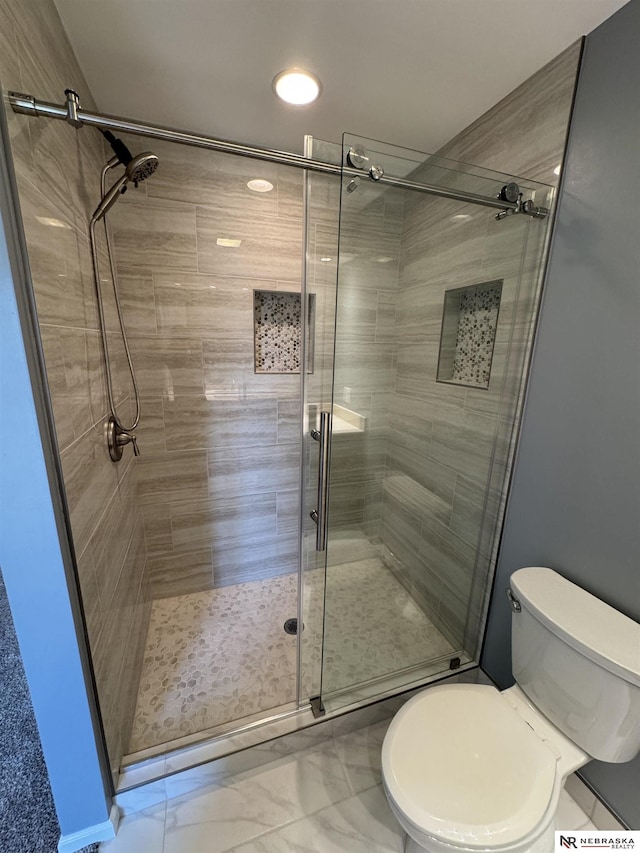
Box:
510;567;640;763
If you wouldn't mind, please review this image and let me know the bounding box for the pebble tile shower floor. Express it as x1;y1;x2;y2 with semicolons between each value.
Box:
128;558;455;754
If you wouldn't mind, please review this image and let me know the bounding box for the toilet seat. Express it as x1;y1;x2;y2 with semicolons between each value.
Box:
382;684;560;850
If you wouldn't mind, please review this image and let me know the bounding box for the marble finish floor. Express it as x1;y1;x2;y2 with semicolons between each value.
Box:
103;717;597;853
128;558;457;754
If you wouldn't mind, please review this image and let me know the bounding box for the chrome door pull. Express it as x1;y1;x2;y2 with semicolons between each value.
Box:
311;411;331;551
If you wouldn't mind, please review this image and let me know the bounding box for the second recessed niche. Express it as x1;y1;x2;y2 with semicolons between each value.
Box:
436;279;503;389
254;290;315;374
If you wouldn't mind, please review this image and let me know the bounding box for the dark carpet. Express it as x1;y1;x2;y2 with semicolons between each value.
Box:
0;570;99;853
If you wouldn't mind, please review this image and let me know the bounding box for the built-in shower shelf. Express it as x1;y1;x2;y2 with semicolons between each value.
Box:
332;404;366;434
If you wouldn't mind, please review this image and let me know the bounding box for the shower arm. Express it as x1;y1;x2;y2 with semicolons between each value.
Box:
9;90;548;218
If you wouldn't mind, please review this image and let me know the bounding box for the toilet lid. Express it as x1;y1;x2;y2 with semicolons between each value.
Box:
382;684;559;849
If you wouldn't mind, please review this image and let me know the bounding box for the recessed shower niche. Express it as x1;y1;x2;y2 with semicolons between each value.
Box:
437;279;503;389
254;289;315;373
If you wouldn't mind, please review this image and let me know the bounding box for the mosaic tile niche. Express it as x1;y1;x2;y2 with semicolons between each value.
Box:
254;290;314;374
437;279;503;389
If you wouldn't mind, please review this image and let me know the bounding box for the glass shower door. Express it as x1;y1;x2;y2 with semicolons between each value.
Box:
318;134;553;712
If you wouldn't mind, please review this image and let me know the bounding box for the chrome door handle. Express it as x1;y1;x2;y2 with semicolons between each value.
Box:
310;411;331;551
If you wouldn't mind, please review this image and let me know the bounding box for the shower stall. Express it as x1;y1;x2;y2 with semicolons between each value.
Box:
4;89;553;787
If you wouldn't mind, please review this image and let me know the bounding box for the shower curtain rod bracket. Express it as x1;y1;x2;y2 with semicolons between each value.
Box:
64;88;83;128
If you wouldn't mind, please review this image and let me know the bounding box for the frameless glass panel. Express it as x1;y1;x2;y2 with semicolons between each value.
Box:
319;134;553;712
299;137;342;704
89;134;311;761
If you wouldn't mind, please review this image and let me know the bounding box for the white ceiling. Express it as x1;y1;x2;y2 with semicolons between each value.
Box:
53;0;627;156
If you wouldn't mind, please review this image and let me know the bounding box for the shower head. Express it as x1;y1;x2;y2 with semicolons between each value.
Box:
91;150;159;222
126;152;159;187
101;131;159;182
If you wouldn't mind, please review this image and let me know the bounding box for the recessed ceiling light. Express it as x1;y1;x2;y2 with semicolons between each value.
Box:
247;179;274;193
273;69;321;105
216;238;242;248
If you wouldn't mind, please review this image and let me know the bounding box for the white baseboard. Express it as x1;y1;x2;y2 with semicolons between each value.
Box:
58;804;120;853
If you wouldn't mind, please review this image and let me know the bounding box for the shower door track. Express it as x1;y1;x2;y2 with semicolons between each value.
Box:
9;89;529;214
117;661;479;793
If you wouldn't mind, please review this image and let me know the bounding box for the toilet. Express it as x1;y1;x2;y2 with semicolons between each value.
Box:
381;567;640;853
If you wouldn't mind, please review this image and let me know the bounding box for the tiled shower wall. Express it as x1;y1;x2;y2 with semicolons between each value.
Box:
108;138;305;597
0;0;150;779
327;187;404;554
382;42;582;649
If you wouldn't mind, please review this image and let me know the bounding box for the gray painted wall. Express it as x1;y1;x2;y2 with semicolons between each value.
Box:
481;0;640;828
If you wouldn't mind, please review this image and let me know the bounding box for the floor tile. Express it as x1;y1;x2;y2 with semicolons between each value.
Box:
103;724;600;853
99;803;166;853
228;785;404;853
162;741;352;852
591;800;625;831
556;789;592;830
333;719;390;795
129;574;298;752
130;557;453;755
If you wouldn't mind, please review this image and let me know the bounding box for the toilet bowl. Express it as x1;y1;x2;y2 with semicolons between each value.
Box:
381;567;640;853
382;682;586;853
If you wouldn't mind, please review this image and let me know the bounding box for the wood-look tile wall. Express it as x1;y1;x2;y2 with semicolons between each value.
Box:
381;42;582;650
108;137;306;597
328;189;403;551
0;0;150;776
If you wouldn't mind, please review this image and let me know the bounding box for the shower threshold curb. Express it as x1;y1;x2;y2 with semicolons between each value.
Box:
116;661;480;797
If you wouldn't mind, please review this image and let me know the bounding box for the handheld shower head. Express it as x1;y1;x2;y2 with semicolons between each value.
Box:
91;174;127;221
91;149;159;222
126;152;159;186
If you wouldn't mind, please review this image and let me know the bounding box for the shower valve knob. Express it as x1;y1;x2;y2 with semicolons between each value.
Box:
116;430;139;455
107;416;140;462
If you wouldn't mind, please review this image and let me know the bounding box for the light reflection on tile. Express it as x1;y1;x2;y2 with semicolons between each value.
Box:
196;206;303;282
